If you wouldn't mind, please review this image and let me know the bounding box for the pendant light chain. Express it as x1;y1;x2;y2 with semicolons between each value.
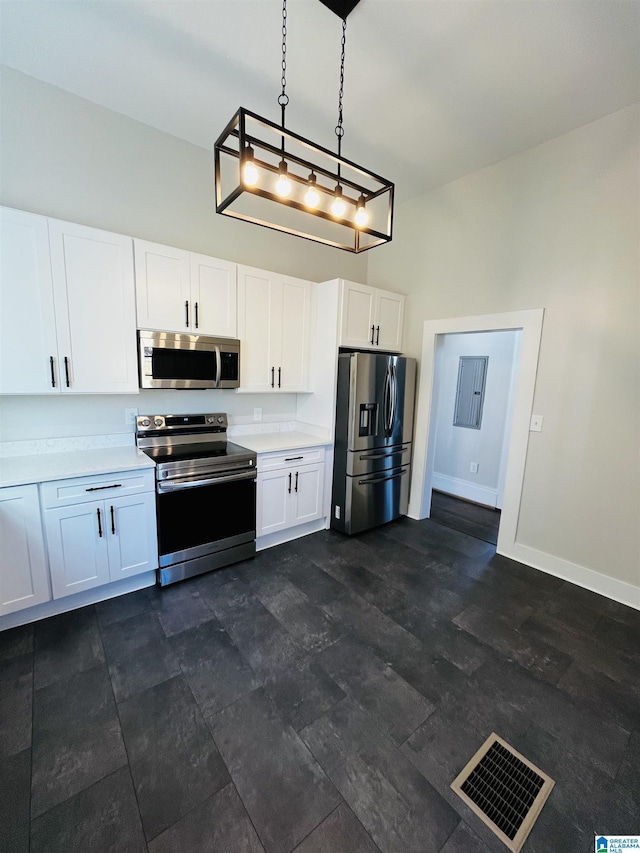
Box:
278;0;289;136
335;17;347;160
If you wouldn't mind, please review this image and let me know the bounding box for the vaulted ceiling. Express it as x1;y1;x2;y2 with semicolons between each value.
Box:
1;0;638;201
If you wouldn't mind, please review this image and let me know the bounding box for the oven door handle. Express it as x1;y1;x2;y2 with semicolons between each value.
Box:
158;470;257;492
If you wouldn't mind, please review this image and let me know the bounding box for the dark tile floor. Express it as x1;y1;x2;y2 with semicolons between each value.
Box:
1;516;639;853
430;490;501;545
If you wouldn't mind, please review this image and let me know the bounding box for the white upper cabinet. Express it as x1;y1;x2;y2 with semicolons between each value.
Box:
0;208;58;394
339;280;405;352
134;240;190;332
49;219;138;393
134;239;237;337
0;207;138;395
190;251;237;338
237;265;311;393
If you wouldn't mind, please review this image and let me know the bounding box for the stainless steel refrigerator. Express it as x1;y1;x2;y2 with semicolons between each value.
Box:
331;351;417;535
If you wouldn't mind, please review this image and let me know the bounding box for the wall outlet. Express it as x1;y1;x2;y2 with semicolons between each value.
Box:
253;407;262;422
125;407;138;425
469;462;479;474
530;415;544;432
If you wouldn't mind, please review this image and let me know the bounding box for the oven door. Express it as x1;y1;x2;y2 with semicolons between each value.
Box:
156;469;256;568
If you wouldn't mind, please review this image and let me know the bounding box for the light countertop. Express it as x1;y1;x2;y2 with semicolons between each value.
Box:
232;431;332;454
0;446;155;489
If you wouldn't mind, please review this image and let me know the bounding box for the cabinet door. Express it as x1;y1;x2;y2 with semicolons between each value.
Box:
49;219;138;393
45;502;111;598
256;469;290;536
376;289;404;352
340;281;376;349
279;276;311;392
134;239;190;332
106;493;158;581
291;464;324;527
0;485;50;616
190;252;237;338
237;266;279;392
0;207;59;394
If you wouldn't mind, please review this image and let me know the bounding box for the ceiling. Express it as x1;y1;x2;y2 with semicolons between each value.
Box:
1;0;639;202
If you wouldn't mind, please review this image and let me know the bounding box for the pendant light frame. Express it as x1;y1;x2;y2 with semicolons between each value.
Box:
213;0;393;253
214;107;393;253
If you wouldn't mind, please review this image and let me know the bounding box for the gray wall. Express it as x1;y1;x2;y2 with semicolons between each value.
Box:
367;104;640;591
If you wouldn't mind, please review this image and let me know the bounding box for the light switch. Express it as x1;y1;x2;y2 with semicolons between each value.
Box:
530;415;544;432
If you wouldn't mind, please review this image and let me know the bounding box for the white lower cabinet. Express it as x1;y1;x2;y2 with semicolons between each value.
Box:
0;485;51;616
256;448;325;537
41;470;157;600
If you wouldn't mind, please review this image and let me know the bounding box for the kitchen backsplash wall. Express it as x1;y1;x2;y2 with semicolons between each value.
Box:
0;391;297;443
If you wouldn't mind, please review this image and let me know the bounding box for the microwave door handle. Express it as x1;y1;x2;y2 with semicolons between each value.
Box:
215;345;222;388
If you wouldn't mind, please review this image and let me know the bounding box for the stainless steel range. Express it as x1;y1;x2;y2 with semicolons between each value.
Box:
136;412;257;586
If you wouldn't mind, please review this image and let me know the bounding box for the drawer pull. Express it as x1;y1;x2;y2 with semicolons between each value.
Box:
295;471;299;492
110;505;116;535
288;472;292;494
85;484;123;492
284;456;304;462
96;507;103;537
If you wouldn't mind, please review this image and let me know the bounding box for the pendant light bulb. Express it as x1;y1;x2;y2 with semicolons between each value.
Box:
304;173;320;209
331;185;347;218
242;147;259;187
275;160;291;198
354;194;369;228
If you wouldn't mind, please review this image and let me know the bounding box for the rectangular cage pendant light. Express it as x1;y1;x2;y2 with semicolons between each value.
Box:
214;107;394;253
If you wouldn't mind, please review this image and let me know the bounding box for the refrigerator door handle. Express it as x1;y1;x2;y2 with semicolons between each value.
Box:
358;467;407;486
390;363;398;432
358;446;409;461
383;364;392;437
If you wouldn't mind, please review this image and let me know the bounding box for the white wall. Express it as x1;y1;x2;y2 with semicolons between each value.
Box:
432;330;519;508
0;66;366;443
367;104;640;597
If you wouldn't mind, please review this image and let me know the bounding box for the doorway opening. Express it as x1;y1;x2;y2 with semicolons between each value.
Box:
427;328;522;545
408;309;544;558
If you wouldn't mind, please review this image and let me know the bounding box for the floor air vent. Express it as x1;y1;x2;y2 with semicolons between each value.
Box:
451;733;555;852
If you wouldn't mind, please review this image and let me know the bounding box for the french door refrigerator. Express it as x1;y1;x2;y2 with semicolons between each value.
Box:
331;351;417;535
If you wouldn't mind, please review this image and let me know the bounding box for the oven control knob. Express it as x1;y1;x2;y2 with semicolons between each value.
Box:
162;470;168;478
207;416;215;424
141;418;151;427
217;416;224;423
154;417;163;427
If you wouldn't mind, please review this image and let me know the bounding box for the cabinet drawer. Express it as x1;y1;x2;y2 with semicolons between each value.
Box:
258;447;325;472
40;468;155;509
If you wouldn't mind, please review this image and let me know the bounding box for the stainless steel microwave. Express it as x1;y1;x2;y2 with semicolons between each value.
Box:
138;331;240;390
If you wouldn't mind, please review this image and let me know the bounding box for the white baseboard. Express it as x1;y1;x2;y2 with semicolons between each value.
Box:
431;473;498;508
257;518;327;552
500;541;640;612
0;570;157;631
